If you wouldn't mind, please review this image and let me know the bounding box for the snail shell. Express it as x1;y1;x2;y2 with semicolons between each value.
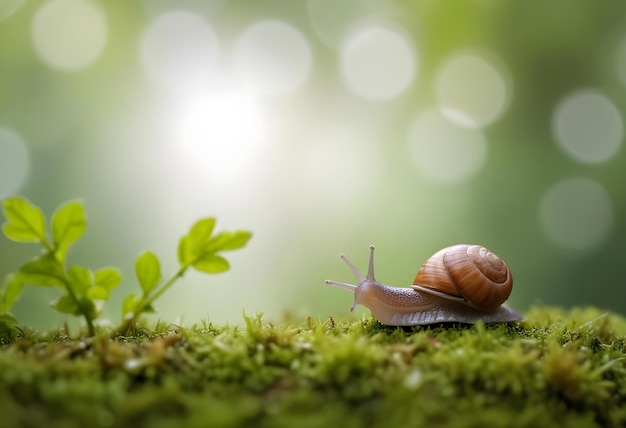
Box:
411;244;513;313
325;244;521;325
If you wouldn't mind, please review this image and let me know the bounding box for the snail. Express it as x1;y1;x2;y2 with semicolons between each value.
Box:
325;244;522;325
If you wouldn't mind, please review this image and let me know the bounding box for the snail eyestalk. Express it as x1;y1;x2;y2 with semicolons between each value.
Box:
325;250;371;312
324;250;367;291
325;279;359;312
366;245;376;282
325;279;356;291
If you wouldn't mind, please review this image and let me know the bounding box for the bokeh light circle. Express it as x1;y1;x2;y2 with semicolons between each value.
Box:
0;128;30;199
540;177;613;251
408;109;487;184
32;0;107;71
140;10;219;90
435;52;511;128
232;20;312;96
341;24;416;100
552;89;623;164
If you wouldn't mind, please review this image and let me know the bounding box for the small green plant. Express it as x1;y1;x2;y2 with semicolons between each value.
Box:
0;197;251;336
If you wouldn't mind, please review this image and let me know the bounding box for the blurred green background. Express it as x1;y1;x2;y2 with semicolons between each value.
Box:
1;0;625;330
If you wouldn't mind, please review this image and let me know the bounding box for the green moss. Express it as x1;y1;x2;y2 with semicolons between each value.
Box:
1;306;626;427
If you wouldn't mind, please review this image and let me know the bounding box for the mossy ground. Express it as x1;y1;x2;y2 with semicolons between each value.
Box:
1;306;626;428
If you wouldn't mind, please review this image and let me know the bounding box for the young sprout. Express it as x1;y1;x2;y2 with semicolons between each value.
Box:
0;197;251;337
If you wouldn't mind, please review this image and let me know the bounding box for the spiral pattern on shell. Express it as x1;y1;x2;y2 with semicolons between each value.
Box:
411;244;513;312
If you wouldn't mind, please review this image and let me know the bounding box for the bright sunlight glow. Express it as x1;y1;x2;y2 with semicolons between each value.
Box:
179;89;267;179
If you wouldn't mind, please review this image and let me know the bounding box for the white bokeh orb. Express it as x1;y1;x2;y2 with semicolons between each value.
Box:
540;177;613;251
552;89;623;164
340;24;416;101
435;52;511;128
140;10;220;91
32;0;107;71
232;20;312;96
408;109;487;184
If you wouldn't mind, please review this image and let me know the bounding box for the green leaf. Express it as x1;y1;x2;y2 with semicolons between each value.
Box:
188;218;216;245
0;312;19;327
0;274;25;312
204;232;232;252
178;219;252;268
184;218;216;259
122;293;153;318
18;253;65;287
220;230;252;250
177;235;193;266
1;197;47;243
0;312;21;343
135;251;161;295
67;266;93;296
52;294;80;315
87;286;109;300
52;294;96;318
206;230;252;252
193;254;230;274
122;293;139;317
94;268;121;291
51;201;86;256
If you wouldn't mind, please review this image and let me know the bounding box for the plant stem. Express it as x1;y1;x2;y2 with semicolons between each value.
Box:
83;308;95;337
58;275;95;337
140;265;189;312
115;264;190;336
50;249;95;337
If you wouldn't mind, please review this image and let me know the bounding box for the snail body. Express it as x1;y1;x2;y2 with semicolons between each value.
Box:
325;244;522;325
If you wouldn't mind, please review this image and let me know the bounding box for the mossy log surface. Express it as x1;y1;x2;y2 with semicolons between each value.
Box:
1;306;626;428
